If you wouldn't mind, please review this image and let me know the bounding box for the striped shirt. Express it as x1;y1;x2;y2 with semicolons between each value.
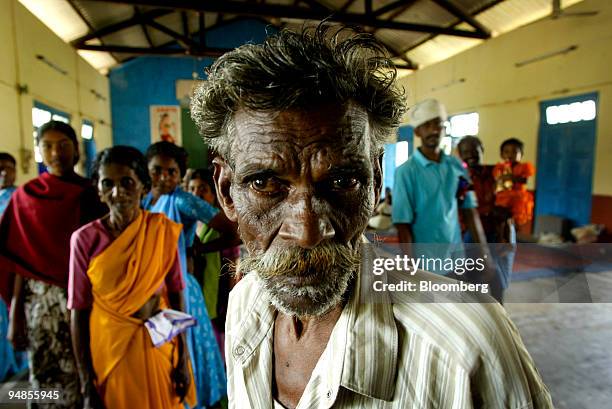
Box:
225;262;553;408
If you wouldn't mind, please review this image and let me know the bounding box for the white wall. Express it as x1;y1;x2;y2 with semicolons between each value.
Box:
0;0;112;184
398;0;611;195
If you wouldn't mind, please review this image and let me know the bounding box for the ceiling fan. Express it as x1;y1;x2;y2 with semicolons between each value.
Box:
550;0;599;19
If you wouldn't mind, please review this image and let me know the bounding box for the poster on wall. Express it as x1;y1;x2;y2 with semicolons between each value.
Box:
150;105;182;145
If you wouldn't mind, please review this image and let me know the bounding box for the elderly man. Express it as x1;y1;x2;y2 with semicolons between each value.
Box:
191;27;552;408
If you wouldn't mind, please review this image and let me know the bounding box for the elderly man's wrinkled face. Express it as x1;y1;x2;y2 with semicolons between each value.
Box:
214;103;381;317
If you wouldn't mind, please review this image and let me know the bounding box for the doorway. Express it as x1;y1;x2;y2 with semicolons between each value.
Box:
535;93;598;227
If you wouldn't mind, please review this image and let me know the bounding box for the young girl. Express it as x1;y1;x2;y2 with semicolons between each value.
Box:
493;138;535;226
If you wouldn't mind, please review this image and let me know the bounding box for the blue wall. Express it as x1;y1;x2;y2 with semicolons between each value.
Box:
382;125;414;193
109;19;273;153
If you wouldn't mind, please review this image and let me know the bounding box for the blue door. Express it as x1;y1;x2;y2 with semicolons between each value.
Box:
536;93;598;227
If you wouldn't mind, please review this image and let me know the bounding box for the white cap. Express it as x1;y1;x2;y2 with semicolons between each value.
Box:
409;99;447;128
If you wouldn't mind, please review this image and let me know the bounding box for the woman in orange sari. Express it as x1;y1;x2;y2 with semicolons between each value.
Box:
68;146;195;409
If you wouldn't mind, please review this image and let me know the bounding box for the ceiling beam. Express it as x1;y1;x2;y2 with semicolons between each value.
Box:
117;15;254;64
371;0;419;35
382;42;417;69
372;0;414;18
75;44;231;57
181;11;190;37
430;0;491;37
71;9;173;45
134;7;155;47
85;0;488;39
147;20;197;49
198;12;205;46
390;0;503;60
298;0;332;12
339;0;357;13
67;0;120;61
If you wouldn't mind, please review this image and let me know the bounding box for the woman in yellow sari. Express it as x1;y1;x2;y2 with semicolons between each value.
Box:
68;146;196;409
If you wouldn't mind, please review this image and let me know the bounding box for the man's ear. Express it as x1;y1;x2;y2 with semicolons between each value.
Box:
373;153;383;205
212;156;238;222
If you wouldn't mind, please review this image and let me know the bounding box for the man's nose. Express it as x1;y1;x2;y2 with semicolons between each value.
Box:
278;191;335;249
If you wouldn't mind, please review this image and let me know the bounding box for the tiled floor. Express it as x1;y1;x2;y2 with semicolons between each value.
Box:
506;272;612;409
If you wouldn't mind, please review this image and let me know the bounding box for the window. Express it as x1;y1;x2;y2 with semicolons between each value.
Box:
395;141;409;167
32;102;71;169
81;121;94;140
545;100;596;125
442;112;479;155
446;112;479;138
81;120;97;177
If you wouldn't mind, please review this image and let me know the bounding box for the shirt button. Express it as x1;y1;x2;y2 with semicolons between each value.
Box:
326;390;332;399
234;345;245;356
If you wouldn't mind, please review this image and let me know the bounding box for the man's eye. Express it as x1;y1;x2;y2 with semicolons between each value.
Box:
250;177;284;194
330;176;360;191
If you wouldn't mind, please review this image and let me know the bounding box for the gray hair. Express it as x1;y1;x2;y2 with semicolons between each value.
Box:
190;25;406;162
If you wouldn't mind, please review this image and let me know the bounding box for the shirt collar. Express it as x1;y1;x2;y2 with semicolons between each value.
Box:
233;242;399;403
413;147;448;167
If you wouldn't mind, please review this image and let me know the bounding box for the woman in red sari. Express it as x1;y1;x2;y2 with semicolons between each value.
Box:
0;121;105;408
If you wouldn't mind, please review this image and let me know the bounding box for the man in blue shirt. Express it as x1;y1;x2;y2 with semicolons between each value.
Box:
392;100;495;285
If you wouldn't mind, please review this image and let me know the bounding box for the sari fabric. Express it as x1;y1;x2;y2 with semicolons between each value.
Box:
0;172;103;302
86;211;195;409
0;187;27;382
196;223;221;319
0;298;27;381
142;188;227;408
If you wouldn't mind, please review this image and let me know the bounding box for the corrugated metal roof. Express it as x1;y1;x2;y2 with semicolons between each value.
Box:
18;0;589;74
401;0;585;76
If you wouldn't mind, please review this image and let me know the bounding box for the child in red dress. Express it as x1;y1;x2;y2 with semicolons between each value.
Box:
493;138;535;226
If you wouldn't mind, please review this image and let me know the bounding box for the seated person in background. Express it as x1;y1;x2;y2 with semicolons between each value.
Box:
493;138;535;227
458;136;516;301
190;25;553;408
69;146;195;409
